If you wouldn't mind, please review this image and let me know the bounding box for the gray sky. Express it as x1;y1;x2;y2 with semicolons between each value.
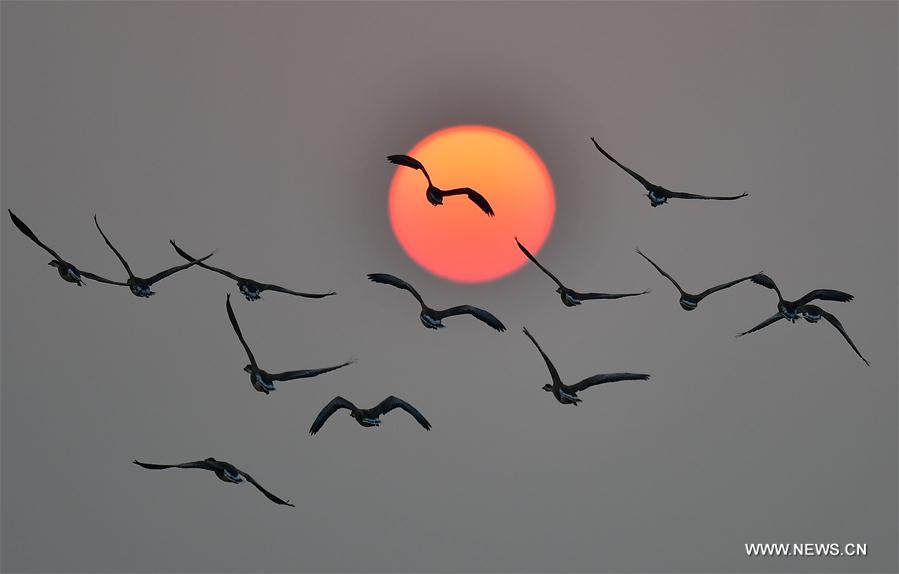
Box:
1;2;896;572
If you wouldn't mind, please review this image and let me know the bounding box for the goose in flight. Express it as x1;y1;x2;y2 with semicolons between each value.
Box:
750;273;853;323
93;215;213;297
522;326;650;405
8;210;126;287
367;273;505;332
309;395;431;435
387;154;495;216
737;304;869;366
516;238;649;306
590;137;748;207
171;241;335;301
226;294;353;395
636;248;758;311
132;458;294;506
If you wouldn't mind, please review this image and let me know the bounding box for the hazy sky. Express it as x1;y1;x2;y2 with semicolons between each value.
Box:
2;2;896;573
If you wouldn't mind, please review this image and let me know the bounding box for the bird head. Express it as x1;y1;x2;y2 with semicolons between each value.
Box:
555;287;563;294
243;365;253;374
541;384;553;392
48;260;60;268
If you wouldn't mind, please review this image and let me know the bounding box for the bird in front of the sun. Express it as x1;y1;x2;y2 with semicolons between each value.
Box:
387;154;495;216
133;458;294;507
522;327;650;405
171;241;335;302
635;248;759;311
367;273;506;332
309;396;431;435
516;238;649;307
8;210;127;288
590;137;748;207
226;294;353;395
92;215;214;298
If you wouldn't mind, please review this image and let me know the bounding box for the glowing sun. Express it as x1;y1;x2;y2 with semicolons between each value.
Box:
388;125;555;283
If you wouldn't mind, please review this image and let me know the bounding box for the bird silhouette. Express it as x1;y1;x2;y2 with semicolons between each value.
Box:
226;294;353;395
591;137;748;207
387;154;495;216
367;273;505;332
523;327;650;405
309;396;431;435
133;458;293;506
749;273;853;322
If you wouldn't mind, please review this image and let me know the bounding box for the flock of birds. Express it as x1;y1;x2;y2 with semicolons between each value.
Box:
7;138;869;507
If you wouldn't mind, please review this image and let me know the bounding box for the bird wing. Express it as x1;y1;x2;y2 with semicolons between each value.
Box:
794;289;854;306
309;396;358;435
750;273;783;300
665;191;749;201
259;283;336;298
367;273;426;306
573;290;650;300
515;238;564;288
269;359;354;381
435;305;506;332
8;210;64;261
93;215;135;279
736;313;784;337
226;293;257;367
79;270;128;286
373;396;432;430
635;248;684;293
695;274;758;300
522;327;563;388
132;459;213;471
387;154;432;184
571;372;650;392
590;137;654;189
236;468;294;507
144;251;215;285
170;240;241;281
440;187;495;216
814;308;870;366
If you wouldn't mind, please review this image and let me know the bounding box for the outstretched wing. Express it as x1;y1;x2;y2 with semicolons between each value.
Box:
226;293;257;367
79;270;128;286
373;396;431;430
736;313;784;337
795;289;854;306
571;372;650;392
635;248;683;293
815;308;870;366
666;191;749;201
309;396;358;435
260;283;336;298
435;305;506;332
236;468;295;507
367;273;426;306
132;459;213;471
144;251;215;286
269;359;355;381
8;210;63;261
574;290;650;300
171;240;241;281
93;215;135;279
440;187;495;216
522;326;562;388
696;274;758;300
516;238;564;288
590;137;653;189
387;154;432;184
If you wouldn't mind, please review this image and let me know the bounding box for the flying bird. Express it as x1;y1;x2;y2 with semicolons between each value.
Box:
367;273;506;332
516;238;649;306
171;241;335;301
590;137;748;207
635;248;757;310
736;304;869;366
226;294;353;395
522;326;650;405
309;395;431;435
8;210;126;287
749;273;853;323
132;458;294;506
93;215;213;297
387;154;495;216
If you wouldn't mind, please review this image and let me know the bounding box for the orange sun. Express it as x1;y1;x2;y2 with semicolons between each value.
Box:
388;125;555;283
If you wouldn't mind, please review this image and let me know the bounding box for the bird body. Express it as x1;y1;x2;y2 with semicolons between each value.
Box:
749;273;853;323
309;395;432;434
387;154;495;216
